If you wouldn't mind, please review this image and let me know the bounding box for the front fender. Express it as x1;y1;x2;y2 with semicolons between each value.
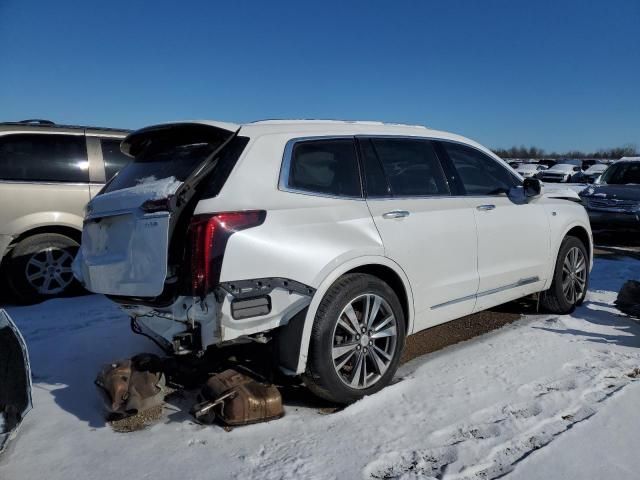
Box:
293;255;414;374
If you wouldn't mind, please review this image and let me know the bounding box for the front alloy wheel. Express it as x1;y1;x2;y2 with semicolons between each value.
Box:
561;246;587;304
541;235;589;314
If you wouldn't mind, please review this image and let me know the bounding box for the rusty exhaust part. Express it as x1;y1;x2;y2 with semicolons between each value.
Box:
191;369;284;426
95;354;165;419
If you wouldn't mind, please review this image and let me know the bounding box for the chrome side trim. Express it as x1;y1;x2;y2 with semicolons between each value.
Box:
431;276;541;310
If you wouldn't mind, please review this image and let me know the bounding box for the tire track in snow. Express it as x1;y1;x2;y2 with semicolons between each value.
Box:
364;351;640;480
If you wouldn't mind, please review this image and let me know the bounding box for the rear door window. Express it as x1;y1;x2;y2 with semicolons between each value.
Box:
100;138;131;181
441;141;519;195
0;133;88;183
284;138;361;198
364;138;451;197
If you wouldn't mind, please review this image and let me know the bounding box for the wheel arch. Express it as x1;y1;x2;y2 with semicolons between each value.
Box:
8;225;82;250
291;256;414;375
543;220;593;290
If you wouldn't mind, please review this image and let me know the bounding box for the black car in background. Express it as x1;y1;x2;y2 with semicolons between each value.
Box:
580;159;640;231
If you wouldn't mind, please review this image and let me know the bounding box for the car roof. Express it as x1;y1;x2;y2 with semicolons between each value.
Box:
0;120;130;135
171;118;498;158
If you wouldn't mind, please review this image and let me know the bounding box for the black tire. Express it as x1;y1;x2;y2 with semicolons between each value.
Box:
540;236;589;314
304;273;406;404
5;233;81;304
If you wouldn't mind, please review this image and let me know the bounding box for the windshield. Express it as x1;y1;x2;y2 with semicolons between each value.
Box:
599;162;640;185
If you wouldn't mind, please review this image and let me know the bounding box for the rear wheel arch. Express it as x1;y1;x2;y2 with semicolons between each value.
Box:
6;225;82;253
292;257;414;375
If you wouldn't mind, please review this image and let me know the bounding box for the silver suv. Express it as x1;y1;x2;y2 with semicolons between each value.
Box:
0;120;129;302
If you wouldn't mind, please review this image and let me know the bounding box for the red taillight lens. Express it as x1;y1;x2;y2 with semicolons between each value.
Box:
188;210;266;297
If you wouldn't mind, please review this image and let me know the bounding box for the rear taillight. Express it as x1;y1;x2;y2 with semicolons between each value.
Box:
188;210;266;297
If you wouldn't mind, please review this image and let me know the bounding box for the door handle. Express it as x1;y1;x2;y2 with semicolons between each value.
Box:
476;204;496;211
382;210;410;219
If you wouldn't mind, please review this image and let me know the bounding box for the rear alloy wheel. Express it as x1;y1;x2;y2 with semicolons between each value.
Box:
541;236;589;314
305;273;406;404
331;293;398;389
6;233;81;304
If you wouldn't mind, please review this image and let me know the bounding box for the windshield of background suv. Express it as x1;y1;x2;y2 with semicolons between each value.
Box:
598;162;640;185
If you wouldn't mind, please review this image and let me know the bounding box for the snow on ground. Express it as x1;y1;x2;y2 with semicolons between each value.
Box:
1;256;640;479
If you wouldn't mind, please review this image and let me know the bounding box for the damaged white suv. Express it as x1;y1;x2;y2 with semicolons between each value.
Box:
74;120;593;404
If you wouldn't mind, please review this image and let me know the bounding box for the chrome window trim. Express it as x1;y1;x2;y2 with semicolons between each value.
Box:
278;134;522;202
278;135;364;201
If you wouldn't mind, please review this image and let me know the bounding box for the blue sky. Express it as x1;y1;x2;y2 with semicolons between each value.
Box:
1;0;638;152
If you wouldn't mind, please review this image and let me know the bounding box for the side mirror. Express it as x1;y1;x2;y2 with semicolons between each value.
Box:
523;177;542;198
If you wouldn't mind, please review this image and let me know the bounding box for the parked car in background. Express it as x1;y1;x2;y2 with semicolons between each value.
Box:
508;161;520;169
580;158;640;231
0;120;130;302
516;163;547;178
537;159;557;169
73;119;593;404
571;163;608;184
538;163;582;183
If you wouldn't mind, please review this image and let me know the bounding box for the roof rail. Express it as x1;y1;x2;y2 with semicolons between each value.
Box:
17;119;55;125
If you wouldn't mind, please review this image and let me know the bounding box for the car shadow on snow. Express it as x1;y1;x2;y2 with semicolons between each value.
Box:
533;301;640;349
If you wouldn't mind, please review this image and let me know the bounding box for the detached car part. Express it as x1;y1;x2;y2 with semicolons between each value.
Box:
95;354;165;419
0;310;32;456
191;369;283;426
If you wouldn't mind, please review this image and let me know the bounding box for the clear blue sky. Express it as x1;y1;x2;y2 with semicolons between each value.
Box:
1;0;638;152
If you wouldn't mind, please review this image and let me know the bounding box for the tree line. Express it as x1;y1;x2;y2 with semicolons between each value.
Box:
492;145;638;160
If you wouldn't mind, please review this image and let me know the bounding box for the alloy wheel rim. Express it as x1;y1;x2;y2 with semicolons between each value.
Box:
331;293;398;390
561;246;587;304
25;248;75;295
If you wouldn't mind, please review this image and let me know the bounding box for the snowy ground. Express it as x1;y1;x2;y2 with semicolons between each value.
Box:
1;255;640;480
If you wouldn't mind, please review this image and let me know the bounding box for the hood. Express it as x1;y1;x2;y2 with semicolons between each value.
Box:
541;185;583;201
0;310;32;456
580;184;640;201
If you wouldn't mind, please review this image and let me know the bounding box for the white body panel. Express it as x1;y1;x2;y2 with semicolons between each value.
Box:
73;119;593;376
366;197;478;330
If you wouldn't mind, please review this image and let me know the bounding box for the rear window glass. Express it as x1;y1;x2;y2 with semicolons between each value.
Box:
103;143;215;193
101;125;242;195
286;139;361;197
100;138;131;181
0;133;88;183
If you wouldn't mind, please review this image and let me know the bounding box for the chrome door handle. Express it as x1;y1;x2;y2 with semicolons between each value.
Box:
382;210;410;219
476;204;496;211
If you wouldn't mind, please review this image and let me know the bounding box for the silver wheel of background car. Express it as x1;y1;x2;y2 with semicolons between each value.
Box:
331;293;398;390
562;246;587;304
24;248;75;295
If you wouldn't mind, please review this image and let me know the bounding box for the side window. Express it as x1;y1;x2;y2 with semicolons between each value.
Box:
100;138;131;181
0;133;88;183
367;138;451;197
441;141;519;195
285;138;361;197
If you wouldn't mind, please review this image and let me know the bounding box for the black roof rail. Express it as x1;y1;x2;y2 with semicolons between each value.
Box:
17;119;55;125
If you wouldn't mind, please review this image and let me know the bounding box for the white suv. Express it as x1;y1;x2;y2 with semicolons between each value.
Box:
74;120;593;404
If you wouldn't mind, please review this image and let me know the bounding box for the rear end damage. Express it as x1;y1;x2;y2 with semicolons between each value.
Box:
73;122;315;363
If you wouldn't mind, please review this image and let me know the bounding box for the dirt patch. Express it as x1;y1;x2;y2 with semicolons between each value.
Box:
401;308;523;364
